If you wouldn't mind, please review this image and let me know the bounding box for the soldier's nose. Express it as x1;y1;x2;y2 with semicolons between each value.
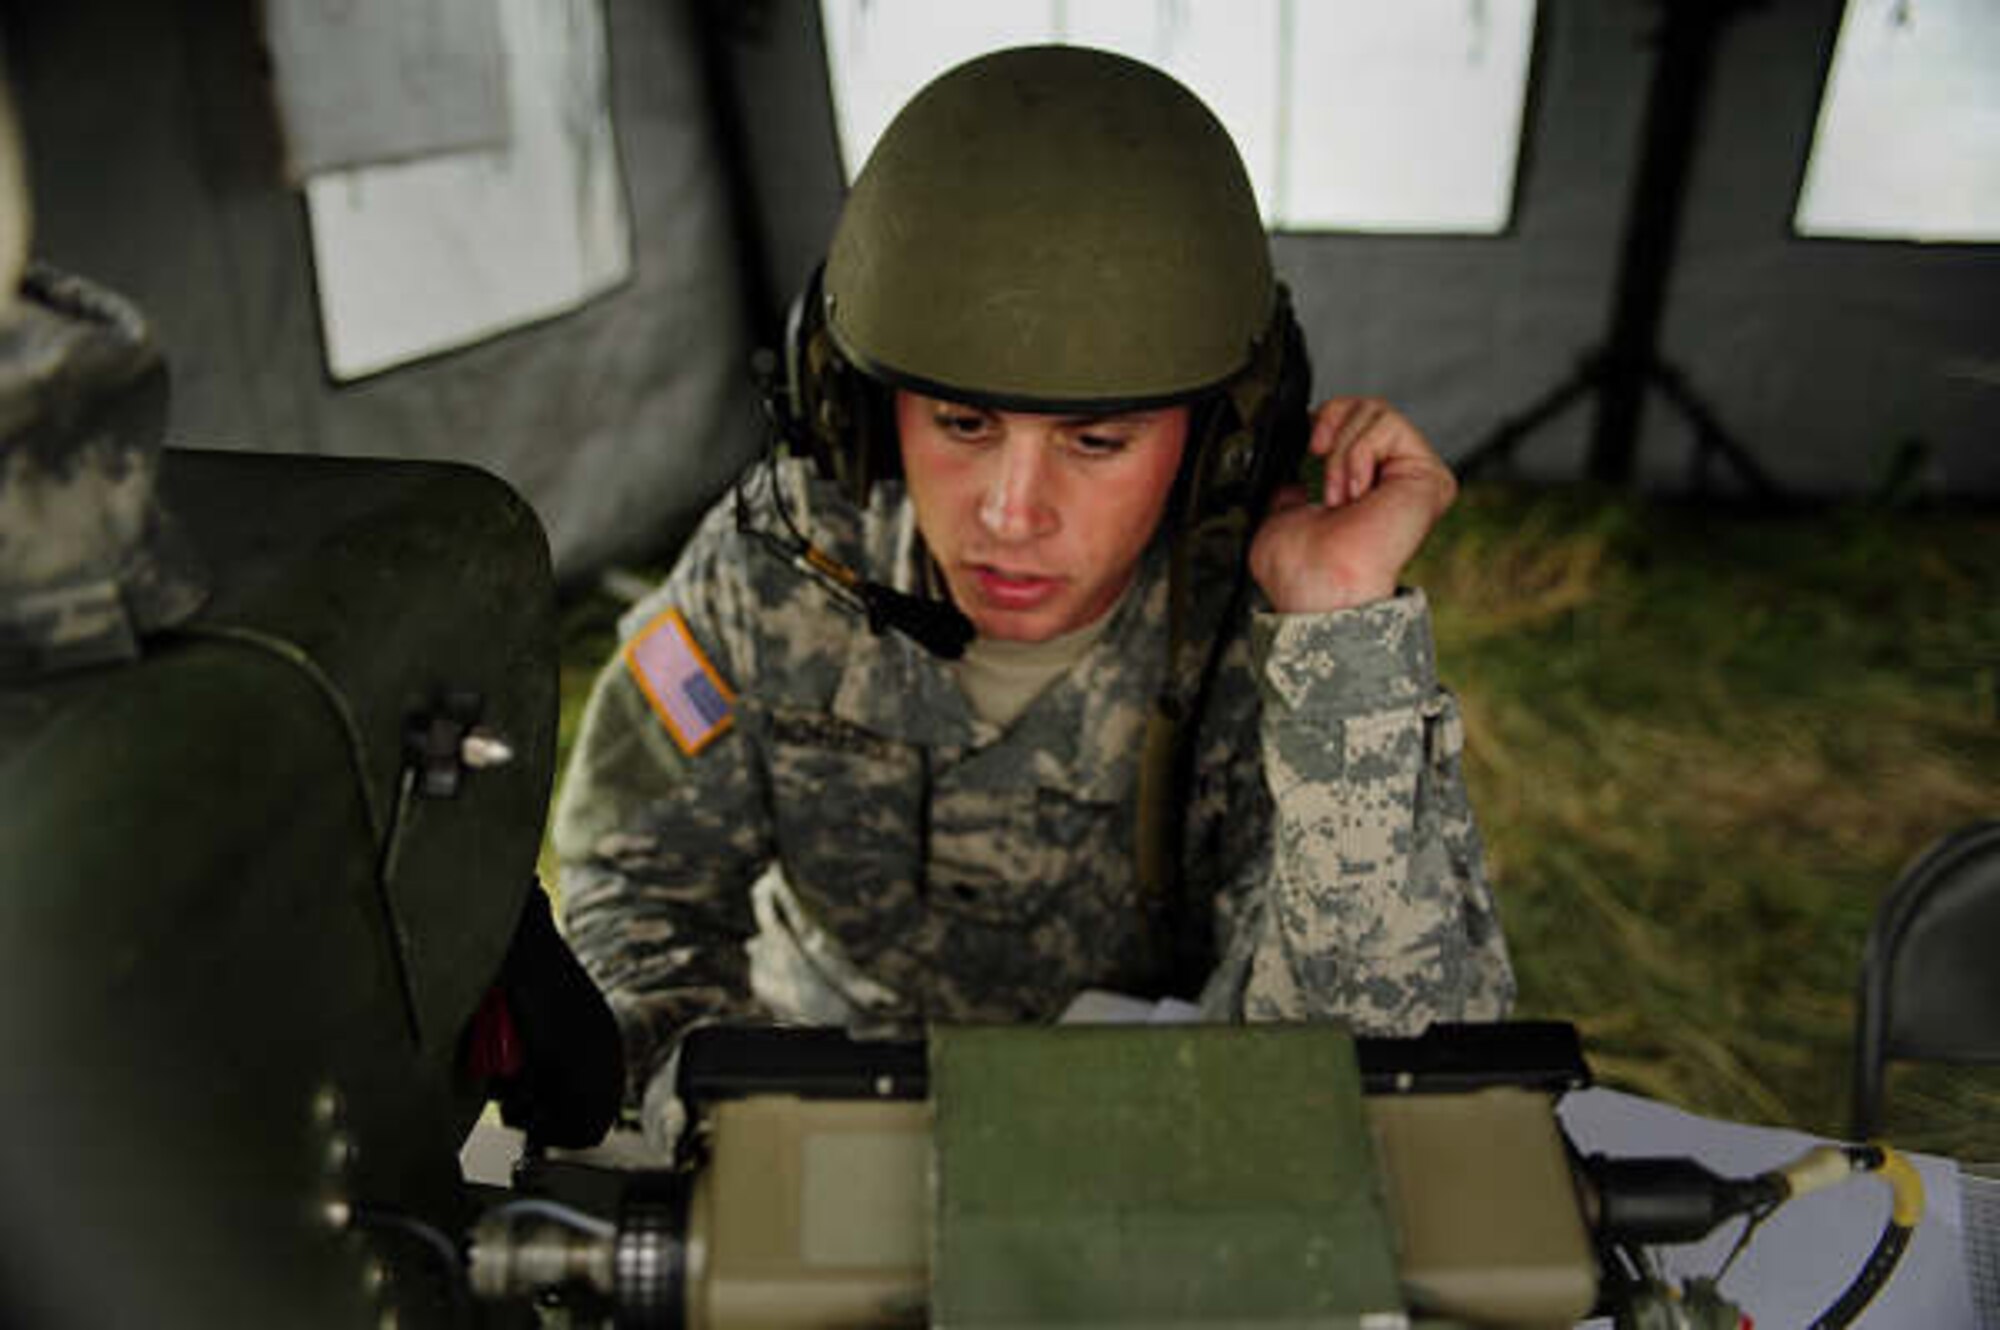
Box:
977;440;1057;541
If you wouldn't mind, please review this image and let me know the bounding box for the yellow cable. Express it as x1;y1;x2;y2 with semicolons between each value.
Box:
1867;1141;1926;1228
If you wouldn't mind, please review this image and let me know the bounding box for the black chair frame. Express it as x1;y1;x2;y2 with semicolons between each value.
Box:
1852;819;2000;1139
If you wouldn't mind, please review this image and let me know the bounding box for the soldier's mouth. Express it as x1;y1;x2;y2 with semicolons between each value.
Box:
968;564;1062;611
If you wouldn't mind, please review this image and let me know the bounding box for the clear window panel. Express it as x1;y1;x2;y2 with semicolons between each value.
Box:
1060;0;1284;220
1795;0;2000;244
819;0;1052;182
1282;1;1535;234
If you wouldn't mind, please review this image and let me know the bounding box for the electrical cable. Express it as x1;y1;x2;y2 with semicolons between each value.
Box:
1710;1206;1768;1284
166;623;424;1044
1591;1141;1924;1327
485;1197;618;1241
168;623;383;839
733;421;974;660
350;1203;473;1329
1778;1143;1925;1330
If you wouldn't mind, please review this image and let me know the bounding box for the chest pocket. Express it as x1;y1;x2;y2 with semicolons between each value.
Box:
764;708;926;935
924;783;1130;930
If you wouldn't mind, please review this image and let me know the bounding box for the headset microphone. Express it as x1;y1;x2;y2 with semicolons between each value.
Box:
734;427;976;661
792;540;975;660
860;581;975;659
741;342;981;660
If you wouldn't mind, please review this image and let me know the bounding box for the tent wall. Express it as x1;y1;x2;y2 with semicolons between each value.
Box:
6;0;762;580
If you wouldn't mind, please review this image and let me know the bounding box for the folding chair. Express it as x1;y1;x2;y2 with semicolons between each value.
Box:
1852;820;2000;1139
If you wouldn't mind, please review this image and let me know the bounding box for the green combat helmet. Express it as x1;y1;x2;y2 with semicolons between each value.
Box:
793;44;1303;512
826;44;1274;410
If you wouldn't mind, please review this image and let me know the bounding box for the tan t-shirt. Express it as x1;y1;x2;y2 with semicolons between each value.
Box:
950;585;1128;729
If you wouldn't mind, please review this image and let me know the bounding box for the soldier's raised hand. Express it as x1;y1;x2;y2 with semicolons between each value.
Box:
1248;397;1458;614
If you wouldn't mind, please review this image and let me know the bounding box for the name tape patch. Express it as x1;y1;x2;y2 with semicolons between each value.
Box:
624;608;735;756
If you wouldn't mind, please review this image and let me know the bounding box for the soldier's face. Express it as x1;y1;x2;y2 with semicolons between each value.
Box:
896;390;1188;642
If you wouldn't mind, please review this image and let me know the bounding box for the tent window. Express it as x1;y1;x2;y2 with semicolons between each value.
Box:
819;0;1537;236
1795;0;2000;243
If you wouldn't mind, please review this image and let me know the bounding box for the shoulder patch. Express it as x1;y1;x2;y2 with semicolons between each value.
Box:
623;608;736;756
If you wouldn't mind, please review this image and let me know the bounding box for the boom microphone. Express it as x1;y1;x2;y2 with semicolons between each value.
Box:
858;580;975;659
765;535;975;661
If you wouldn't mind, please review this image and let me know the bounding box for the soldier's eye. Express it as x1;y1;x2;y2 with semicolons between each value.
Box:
1073;432;1129;458
935;409;992;440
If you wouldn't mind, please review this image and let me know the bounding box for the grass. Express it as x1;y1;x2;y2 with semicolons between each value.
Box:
1412;485;1999;1157
548;485;2000;1158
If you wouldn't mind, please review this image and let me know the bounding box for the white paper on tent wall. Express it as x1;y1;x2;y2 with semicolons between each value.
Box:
304;0;632;382
1795;0;2000;243
819;0;1536;236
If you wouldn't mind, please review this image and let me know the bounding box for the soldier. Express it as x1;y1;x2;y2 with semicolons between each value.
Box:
555;46;1513;1135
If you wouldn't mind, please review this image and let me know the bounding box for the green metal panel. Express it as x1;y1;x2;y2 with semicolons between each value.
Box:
0;449;557;1328
930;1024;1406;1327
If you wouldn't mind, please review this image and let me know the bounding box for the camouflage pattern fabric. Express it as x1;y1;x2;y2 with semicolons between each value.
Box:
556;461;1513;1105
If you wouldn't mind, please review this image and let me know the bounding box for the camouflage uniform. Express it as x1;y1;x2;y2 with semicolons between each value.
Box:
557;461;1513;1102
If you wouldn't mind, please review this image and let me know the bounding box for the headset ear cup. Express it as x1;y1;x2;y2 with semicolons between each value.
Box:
1236;291;1313;515
811;339;873;504
777;275;830;477
785;267;847;482
1183;291;1312;536
785;262;896;506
